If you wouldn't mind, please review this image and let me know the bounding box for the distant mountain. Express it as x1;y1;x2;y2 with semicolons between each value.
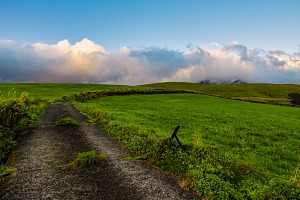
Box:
198;79;247;84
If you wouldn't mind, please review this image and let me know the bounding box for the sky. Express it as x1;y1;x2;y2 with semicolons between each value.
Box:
0;0;300;84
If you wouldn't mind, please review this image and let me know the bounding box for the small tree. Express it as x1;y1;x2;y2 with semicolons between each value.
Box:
288;92;300;105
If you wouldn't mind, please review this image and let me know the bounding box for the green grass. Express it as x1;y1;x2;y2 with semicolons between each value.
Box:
60;150;107;169
0;165;13;177
0;83;135;101
76;93;300;198
3;82;300;105
54;117;79;126
144;82;300;106
1;83;300;197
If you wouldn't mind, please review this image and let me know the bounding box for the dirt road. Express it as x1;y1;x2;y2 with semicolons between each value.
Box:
0;103;198;200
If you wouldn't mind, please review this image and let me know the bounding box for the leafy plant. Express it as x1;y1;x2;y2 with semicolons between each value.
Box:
54;117;79;126
60;151;107;169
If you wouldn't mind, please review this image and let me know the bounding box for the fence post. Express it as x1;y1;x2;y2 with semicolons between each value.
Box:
170;126;184;148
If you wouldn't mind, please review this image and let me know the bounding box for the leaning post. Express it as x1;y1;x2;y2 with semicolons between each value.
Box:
170;126;184;149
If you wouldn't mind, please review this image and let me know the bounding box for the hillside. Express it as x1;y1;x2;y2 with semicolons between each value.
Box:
144;82;300;106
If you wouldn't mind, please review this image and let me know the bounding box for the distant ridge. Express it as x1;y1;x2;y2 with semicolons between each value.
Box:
198;79;247;84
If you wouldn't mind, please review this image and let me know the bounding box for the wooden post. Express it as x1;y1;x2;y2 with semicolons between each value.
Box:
170;126;184;149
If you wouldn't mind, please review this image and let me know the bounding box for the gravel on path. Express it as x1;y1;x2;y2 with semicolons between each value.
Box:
0;103;199;200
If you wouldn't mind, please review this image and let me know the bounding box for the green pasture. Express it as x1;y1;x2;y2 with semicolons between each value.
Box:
0;83;133;101
77;93;300;178
145;82;300;106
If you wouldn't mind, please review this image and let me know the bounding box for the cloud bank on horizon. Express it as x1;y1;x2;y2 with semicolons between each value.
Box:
0;38;299;85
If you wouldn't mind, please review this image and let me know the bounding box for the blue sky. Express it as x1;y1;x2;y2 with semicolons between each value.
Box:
1;0;299;53
0;0;300;84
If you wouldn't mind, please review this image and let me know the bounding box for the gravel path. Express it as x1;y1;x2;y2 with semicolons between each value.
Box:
0;103;199;200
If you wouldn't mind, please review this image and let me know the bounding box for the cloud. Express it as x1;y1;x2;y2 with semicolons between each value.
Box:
0;38;299;84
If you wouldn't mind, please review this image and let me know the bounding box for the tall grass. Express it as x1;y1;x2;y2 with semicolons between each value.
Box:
0;91;46;176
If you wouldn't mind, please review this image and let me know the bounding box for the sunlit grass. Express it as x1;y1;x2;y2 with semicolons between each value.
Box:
76;93;300;198
144;82;300;106
0;83;137;102
77;93;300;177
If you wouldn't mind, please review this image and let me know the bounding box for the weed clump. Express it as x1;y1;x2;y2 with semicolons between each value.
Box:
61;150;107;169
54;117;79;126
0;165;13;177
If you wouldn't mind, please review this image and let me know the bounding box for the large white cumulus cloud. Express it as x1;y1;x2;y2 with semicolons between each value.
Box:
0;38;299;84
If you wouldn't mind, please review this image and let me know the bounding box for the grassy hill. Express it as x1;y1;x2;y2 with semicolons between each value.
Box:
144;82;300;106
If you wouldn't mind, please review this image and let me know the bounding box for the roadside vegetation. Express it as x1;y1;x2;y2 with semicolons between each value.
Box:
0;90;46;176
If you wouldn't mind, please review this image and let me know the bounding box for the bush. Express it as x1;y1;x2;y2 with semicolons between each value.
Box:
288;92;300;105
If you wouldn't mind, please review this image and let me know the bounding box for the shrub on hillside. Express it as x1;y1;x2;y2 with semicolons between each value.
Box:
288;92;300;105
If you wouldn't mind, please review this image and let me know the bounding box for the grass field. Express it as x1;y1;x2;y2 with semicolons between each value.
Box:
77;93;300;177
0;83;134;101
1;82;300;198
76;92;300;198
145;82;300;106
